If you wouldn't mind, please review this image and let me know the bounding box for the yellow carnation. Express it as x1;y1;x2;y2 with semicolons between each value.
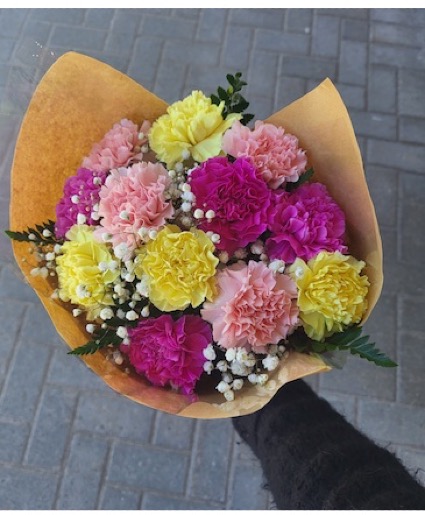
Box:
288;251;369;341
56;225;119;313
134;225;219;312
149;90;241;168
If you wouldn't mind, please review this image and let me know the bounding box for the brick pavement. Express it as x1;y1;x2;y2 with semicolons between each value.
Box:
0;7;424;509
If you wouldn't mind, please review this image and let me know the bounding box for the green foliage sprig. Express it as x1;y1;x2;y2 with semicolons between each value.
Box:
68;326;123;356
289;325;397;368
286;168;314;192
210;73;254;126
5;219;61;245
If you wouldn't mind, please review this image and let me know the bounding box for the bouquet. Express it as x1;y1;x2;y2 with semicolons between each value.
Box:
7;52;395;418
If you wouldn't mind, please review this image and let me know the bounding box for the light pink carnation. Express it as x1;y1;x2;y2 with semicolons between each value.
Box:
82;119;151;171
95;162;174;258
201;261;299;353
222;120;308;189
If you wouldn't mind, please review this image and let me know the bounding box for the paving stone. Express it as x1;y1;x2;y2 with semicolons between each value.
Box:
275;76;306;110
0;9;28;38
248;51;279;98
358;399;425;447
230;8;284;30
400;116;425;144
185;65;245;96
399;69;425;118
56;433;109;509
32;8;86;24
246;95;274;121
350;111;397;140
339;40;367;85
47;348;105;390
0;37;15;63
255;27;310;54
24;386;77;469
153;411;195;451
0;299;26;376
154;57;188;103
367;65;397;113
370;8;425;27
280;55;336;80
228;455;269;509
84;8;115;29
21;303;65;347
370;43;424;69
163;39;220;68
223;25;253;70
364;165;398;227
371;21;425;47
141;14;197;40
322;9;369;19
50;25;107;52
196;9;228;43
285;9;313;33
400;172;425;261
397;330;425;407
189;419;234;502
0;341;50;423
342;18;369;41
398;295;425;334
312;14;340;57
396;447;425;487
107;441;189;493
319;352;397;402
142;492;223;510
367;139;425;174
127;36;164;87
173;8;201;20
318;390;357;425
112;9;143;36
0;465;57;509
0;266;36;303
99;484;141;509
334;82;365;110
0;422;30;463
75;390;155;442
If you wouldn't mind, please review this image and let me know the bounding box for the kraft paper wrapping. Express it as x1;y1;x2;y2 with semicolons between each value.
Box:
9;52;382;419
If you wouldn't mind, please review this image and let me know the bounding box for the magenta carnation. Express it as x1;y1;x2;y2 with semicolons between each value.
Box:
222;120;308;189
82;119;150;172
201;261;299;353
266;182;347;264
190;156;272;255
122;315;212;395
55;168;107;239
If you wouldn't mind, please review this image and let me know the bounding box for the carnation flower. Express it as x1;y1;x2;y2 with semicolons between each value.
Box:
201;261;299;353
266;182;347;264
190;156;272;255
222;120;308;189
122;315;212;395
95;162;174;259
55;168;107;239
288;251;369;341
56;225;119;314
134;225;219;312
82;118;150;171
149;91;240;168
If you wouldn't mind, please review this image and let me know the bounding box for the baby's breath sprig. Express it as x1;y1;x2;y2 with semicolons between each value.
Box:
210;72;254;126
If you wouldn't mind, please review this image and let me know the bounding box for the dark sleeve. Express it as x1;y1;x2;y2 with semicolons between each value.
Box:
232;379;425;510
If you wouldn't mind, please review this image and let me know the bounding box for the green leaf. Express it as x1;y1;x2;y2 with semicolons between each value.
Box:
5;229;30;242
217;86;229;101
286;168;314;192
210;93;220;106
68;328;122;356
346;338;397;367
241;113;254;126
326;325;362;347
210;72;254;121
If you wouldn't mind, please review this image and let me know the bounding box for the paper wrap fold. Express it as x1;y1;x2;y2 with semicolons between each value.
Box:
9;52;382;418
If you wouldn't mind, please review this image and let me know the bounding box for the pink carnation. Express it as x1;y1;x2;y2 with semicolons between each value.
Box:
95;162;174;258
201;261;299;353
82;119;151;172
222;120;308;189
266;182;347;264
190;156;271;255
122;315;212;395
55;168;107;239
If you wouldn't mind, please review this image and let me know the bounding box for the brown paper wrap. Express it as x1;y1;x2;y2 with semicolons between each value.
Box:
10;52;382;419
